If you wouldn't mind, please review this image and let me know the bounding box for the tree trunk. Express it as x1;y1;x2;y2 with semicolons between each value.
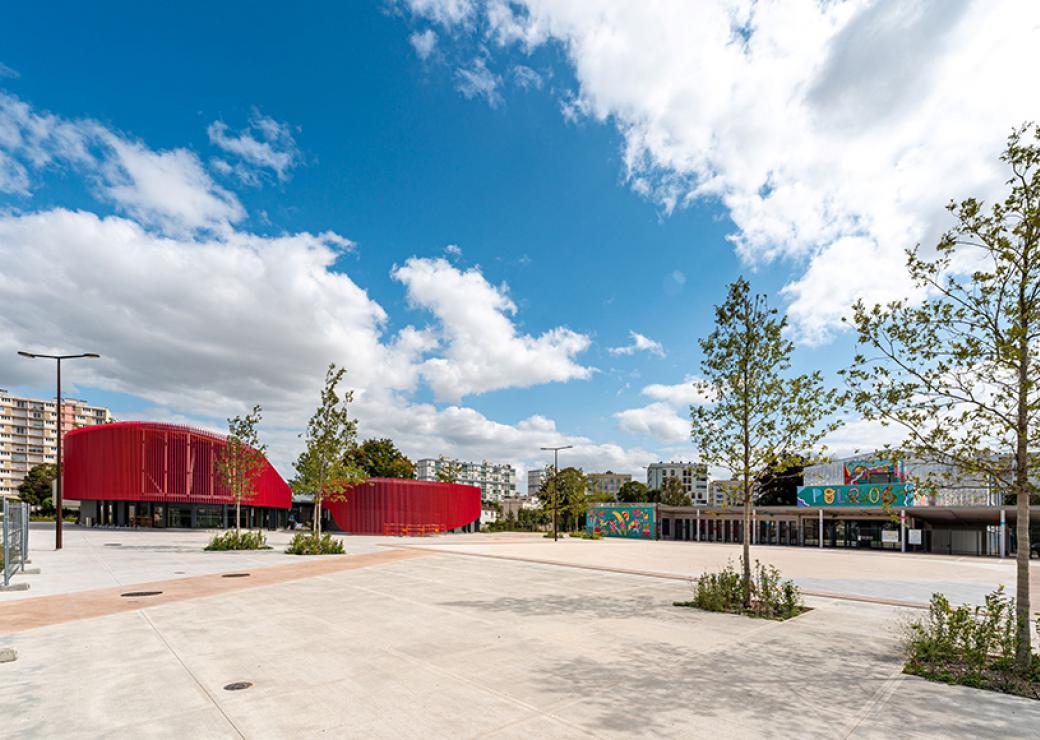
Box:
316;498;323;539
742;486;752;609
1014;283;1032;671
235;499;241;537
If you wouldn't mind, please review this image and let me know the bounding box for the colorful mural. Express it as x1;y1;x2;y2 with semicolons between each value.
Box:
587;505;656;539
796;483;933;508
843;458;905;485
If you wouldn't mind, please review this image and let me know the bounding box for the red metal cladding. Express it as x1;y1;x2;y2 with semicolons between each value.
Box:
63;421;291;508
324;478;481;535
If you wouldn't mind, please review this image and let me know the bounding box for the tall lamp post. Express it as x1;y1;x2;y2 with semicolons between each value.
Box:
539;445;572;541
17;351;100;550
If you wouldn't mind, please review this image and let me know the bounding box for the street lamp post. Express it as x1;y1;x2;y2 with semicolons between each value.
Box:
539;445;572;542
17;351;100;550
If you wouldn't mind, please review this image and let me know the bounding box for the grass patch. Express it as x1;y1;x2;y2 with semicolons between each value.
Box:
902;587;1040;700
674;559;807;621
285;532;345;555
204;530;270;551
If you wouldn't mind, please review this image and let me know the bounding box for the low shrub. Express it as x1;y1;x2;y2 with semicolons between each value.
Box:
285;531;345;555
675;559;805;621
902;587;1040;698
570;530;602;540
204;530;269;551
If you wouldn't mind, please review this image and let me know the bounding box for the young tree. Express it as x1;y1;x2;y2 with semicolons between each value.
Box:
692;278;839;606
540;466;588;532
617;480;649;503
659;476;693;507
843;125;1040;671
347;438;416;479
215;405;267;535
292;365;366;538
434;456;465;483
17;463;56;511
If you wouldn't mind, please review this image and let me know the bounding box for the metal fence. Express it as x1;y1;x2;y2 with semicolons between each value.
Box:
2;498;30;588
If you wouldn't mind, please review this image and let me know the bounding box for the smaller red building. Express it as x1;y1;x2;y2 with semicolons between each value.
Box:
64;421;291;529
325;478;481;535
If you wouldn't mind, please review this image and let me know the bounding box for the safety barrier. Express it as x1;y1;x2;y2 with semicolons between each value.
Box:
2;498;30;589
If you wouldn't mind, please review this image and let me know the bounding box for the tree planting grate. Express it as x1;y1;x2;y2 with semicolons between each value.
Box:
223;682;253;691
121;591;163;598
222;573;251;578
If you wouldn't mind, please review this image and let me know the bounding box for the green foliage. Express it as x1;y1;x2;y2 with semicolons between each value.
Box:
204;530;269;551
844;125;1040;670
285;531;345;555
540;466;589;532
347;437;415;479
675;559;805;621
617;480;649;502
903;588;1040;697
292;364;366;538
17;463;56;510
659;476;692;506
691;277;839;597
434;456;465;483
568;530;602;540
215;404;267;534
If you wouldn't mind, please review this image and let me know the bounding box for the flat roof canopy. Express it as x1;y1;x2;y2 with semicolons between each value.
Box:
652;504;1039;526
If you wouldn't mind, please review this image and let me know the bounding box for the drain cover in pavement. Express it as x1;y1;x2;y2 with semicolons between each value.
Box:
222;573;251;578
104;543;122;547
120;591;163;598
223;682;253;691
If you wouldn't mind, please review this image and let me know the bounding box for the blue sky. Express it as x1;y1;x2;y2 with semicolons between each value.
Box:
0;1;1035;482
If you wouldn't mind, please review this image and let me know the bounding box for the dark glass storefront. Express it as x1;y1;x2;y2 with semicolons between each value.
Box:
82;500;287;529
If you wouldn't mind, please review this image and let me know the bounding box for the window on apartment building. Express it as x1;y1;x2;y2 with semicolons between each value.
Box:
14;427;25;434
15;401;26;408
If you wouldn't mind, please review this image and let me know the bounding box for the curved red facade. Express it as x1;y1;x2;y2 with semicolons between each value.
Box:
325;478;481;535
64;421;291;508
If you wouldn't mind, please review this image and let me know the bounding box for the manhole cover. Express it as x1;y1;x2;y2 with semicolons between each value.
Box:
222;573;251;579
120;591;163;598
223;681;253;691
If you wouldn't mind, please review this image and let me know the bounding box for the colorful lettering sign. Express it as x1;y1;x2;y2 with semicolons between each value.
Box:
587;505;655;539
843;458;905;485
796;483;932;508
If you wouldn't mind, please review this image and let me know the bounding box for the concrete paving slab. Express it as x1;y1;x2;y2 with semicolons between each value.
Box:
2;529;1039;738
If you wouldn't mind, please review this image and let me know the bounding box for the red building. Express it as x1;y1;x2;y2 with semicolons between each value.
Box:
324;478;481;535
64;421;291;529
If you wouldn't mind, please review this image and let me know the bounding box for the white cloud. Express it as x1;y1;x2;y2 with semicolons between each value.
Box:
641;376;712;407
391;256;594;401
401;0;1040;343
207;110;300;183
512;64;542;90
0;63;19;79
410;29;438;59
455;57;502;107
615;402;689;443
0;91;661;486
0;92;244;235
404;0;476;27
99;134;246;235
443;243;462;257
608;330;665;358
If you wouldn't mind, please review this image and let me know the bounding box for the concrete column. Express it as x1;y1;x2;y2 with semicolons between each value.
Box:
696;509;700;542
818;509;823;549
900;509;906;553
999;508;1006;559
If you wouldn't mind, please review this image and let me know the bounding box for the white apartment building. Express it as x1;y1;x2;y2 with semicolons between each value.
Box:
0;389;113;496
587;471;632;499
415;457;517;502
647;461;710;505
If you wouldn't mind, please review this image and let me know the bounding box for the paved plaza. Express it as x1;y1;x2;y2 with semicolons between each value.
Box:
1;526;1038;738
